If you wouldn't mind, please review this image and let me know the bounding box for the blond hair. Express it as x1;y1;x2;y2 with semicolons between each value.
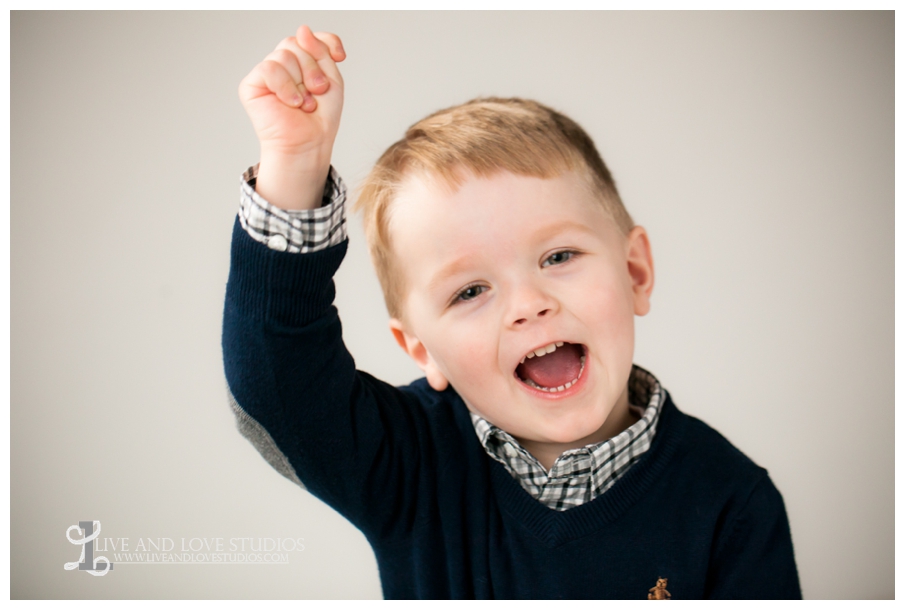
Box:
354;97;634;319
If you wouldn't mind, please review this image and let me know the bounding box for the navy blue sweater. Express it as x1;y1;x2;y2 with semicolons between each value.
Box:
222;220;801;599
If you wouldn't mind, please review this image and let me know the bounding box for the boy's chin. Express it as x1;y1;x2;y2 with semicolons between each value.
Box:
535;411;616;446
537;425;609;447
463;398;613;446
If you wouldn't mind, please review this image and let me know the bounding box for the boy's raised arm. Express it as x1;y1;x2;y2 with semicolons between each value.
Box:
226;28;437;536
238;25;345;211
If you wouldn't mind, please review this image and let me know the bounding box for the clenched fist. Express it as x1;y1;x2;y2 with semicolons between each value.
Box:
239;25;346;210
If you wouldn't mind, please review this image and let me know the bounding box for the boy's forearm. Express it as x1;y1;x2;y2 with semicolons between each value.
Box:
255;152;332;211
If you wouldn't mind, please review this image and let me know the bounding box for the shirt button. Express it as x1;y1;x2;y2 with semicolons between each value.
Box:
267;234;288;251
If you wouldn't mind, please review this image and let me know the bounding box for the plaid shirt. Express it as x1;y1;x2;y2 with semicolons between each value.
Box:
239;166;663;511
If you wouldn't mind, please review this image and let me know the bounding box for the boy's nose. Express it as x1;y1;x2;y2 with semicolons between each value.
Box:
507;283;558;328
512;308;550;326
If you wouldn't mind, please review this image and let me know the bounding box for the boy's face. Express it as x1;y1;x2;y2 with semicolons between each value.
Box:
388;170;654;449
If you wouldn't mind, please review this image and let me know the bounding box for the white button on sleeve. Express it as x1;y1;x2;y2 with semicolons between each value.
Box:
267;234;288;251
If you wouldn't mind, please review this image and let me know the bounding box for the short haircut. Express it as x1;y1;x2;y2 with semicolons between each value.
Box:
354;97;634;319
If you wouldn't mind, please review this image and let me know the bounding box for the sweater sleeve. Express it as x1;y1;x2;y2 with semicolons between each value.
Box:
222;218;432;536
705;474;802;599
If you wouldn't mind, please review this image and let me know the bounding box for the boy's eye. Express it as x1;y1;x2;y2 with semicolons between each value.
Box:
542;251;575;267
453;284;486;304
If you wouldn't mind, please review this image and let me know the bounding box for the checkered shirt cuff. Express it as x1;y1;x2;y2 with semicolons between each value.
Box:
238;164;347;253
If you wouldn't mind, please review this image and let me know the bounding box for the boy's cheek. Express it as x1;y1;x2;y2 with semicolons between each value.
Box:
433;337;504;395
584;285;636;336
441;343;498;384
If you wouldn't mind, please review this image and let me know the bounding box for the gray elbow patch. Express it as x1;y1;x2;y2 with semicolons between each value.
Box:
227;389;304;489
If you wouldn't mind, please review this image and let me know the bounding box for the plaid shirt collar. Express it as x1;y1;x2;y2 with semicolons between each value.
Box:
469;365;664;511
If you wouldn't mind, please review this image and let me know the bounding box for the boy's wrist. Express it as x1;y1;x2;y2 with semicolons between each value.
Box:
255;150;333;211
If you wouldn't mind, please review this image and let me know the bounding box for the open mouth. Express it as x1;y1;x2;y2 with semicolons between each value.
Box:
514;342;586;393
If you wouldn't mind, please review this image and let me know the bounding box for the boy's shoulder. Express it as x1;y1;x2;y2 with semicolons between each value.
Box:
654;394;780;509
677;406;765;468
395;376;476;437
398;375;453;401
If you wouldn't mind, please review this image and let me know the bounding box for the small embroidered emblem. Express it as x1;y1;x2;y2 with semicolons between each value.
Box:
648;577;671;600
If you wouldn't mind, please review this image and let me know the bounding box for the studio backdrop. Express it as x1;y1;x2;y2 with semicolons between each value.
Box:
10;11;893;599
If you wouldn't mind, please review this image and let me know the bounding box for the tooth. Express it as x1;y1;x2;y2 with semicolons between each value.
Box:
534;348;546;357
520;356;526;364
545;343;557;353
526;352;535;359
556;342;564;347
564;381;572;389
556;385;565;391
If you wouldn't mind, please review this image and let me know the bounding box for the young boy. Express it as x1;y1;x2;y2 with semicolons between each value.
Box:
223;26;801;599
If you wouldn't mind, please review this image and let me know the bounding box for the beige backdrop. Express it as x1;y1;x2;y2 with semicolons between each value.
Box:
11;11;893;599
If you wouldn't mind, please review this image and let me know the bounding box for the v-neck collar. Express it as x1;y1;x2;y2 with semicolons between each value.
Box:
485;395;686;548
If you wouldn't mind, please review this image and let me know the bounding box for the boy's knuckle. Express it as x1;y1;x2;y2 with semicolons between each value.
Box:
258;60;284;80
300;37;326;55
273;48;295;64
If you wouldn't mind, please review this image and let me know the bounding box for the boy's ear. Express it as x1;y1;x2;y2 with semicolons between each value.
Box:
626;226;655;316
388;318;449;392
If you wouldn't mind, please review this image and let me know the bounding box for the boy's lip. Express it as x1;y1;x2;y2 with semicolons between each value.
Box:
512;342;589;399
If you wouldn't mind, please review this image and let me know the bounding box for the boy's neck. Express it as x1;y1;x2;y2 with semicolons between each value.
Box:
515;386;637;472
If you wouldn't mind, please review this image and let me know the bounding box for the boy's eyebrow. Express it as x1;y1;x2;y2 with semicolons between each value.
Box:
530;219;598;244
428;255;481;293
427;220;598;293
